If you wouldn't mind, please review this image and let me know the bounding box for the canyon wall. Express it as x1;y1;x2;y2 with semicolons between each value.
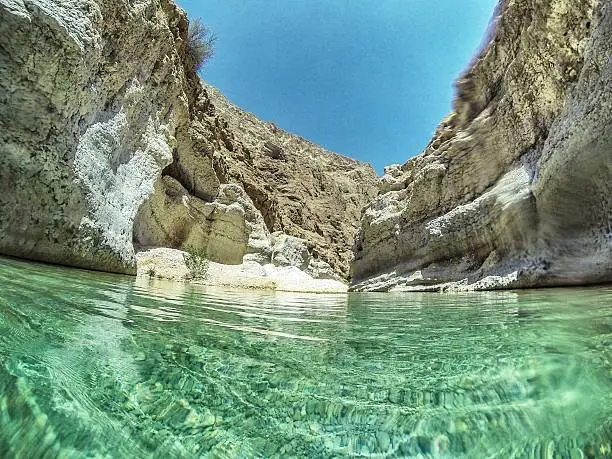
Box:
0;0;190;274
352;0;611;291
0;0;377;280
131;83;377;281
4;0;606;291
203;85;378;278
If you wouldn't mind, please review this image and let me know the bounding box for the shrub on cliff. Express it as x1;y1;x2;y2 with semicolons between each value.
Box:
185;19;216;72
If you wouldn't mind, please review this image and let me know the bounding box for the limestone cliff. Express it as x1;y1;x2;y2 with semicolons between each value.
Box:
352;0;611;291
132;79;377;281
0;0;377;281
204;85;378;278
0;0;190;274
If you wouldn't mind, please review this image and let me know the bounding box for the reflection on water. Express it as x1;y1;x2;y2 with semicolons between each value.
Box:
0;256;610;458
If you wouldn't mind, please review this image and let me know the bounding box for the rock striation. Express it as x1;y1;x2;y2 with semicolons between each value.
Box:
0;0;377;283
352;0;611;291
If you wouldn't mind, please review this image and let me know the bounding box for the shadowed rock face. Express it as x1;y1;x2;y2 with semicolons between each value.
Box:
0;0;377;279
352;0;611;291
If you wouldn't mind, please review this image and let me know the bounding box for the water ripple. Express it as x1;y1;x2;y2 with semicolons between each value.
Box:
0;256;610;458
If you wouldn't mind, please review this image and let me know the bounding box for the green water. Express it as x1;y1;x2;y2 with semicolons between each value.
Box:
0;257;610;458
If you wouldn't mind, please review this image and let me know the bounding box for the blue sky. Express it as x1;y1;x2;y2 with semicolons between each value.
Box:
177;0;498;174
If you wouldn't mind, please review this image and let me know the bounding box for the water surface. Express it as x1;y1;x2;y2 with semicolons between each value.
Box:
0;256;610;458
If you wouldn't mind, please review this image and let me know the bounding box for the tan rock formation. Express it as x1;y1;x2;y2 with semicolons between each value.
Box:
132;80;377;279
203;85;378;278
352;0;611;291
134;180;269;265
0;0;377;281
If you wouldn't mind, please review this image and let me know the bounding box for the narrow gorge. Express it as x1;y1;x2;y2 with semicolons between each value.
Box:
1;1;611;456
0;0;610;292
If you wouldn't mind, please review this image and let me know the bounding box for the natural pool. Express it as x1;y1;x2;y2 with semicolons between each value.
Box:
0;256;610;458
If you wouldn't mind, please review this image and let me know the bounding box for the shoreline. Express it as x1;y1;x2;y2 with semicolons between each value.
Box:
2;254;611;296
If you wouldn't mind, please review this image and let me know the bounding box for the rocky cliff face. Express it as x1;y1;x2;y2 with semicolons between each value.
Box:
131;80;377;281
352;0;611;291
203;85;378;278
0;0;191;274
0;0;377;281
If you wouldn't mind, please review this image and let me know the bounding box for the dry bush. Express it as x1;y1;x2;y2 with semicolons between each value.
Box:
185;19;216;72
183;246;210;279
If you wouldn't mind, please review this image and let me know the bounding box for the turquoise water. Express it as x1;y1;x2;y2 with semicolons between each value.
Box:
0;256;610;458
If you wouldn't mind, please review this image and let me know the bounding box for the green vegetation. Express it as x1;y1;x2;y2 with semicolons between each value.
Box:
185;18;216;72
183;245;210;279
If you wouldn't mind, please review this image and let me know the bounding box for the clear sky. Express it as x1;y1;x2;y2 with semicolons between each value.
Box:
176;0;498;174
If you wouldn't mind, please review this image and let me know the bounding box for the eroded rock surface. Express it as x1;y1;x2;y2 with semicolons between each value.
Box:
132;80;377;279
0;0;191;273
203;85;378;278
0;0;376;281
352;0;611;291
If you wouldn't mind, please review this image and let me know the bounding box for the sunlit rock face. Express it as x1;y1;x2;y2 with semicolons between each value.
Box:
132;83;378;279
0;0;377;279
352;0;611;291
0;0;191;273
199;85;379;279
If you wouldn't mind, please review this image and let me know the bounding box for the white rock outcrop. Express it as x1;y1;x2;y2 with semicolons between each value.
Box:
136;247;347;293
0;0;191;273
